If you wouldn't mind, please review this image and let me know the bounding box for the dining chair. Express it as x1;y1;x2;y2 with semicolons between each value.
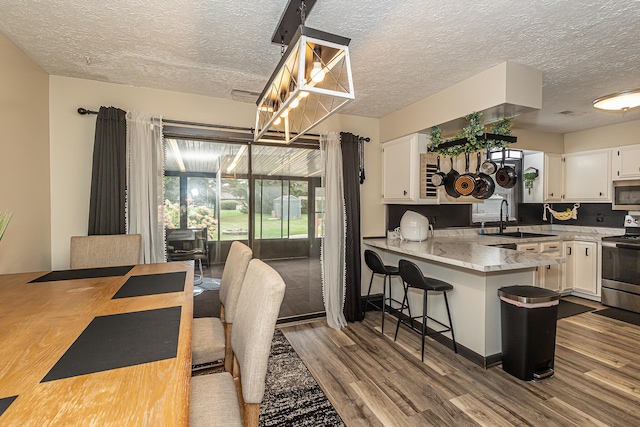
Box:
190;258;286;427
69;234;142;269
166;228;208;285
192;241;252;372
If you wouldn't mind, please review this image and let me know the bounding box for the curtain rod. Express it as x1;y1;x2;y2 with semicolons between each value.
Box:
76;107;322;138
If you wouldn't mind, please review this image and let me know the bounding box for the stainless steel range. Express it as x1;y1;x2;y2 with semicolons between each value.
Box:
601;222;640;313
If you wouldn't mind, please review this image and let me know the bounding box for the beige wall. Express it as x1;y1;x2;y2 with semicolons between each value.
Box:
0;32;50;274
49;76;383;268
42;70;640;272
512;128;564;153
379;62;542;142
564;119;640;153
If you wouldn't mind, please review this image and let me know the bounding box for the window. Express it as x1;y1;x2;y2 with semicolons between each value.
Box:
471;150;522;223
163;137;321;246
164;139;249;242
253;178;309;240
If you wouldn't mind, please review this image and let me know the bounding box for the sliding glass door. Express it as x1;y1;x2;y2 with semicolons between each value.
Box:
163;134;323;319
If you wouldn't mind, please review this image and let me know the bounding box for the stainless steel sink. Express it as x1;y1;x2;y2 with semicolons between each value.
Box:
485;232;556;238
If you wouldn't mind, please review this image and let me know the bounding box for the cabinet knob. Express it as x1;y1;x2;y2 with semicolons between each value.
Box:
549;192;554;196
599;192;603;197
568;247;572;255
586;247;589;256
403;190;408;195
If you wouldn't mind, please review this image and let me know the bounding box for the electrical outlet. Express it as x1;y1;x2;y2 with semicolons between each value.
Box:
596;213;604;222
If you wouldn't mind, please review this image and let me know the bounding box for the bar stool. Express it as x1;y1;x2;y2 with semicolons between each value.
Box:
395;259;457;361
362;249;409;333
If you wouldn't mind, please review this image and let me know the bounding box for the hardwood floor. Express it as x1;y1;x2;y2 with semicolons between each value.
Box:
280;298;640;427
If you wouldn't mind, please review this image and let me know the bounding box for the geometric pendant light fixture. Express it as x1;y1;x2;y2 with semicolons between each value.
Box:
254;0;355;144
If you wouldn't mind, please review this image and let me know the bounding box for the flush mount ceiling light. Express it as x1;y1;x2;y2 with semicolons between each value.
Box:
254;0;354;144
593;89;640;111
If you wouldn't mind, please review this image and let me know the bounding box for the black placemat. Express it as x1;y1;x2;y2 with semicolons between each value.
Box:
594;307;640;326
30;266;134;283
41;306;182;382
0;396;17;417
557;300;595;319
112;271;186;299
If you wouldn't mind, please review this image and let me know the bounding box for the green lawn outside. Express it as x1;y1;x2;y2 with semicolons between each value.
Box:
218;209;309;240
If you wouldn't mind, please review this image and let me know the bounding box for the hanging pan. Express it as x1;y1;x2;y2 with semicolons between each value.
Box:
474;151;495;199
454;152;480;197
444;157;460;198
480;148;498;175
495;148;518;188
430;155;447;187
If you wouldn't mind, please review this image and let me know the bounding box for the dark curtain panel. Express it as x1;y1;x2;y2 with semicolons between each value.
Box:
340;132;363;322
88;106;127;235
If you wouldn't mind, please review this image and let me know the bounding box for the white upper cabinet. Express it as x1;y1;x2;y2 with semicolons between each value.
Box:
563;150;611;201
612;144;640;180
533;149;611;203
382;133;438;204
543;153;564;202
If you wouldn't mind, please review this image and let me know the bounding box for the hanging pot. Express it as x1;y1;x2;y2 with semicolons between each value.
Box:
454;152;480;197
474;151;495;199
495;148;518;189
444;157;460;198
480;148;498;175
430;155;447;187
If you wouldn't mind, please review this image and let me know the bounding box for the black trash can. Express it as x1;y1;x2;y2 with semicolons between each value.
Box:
498;285;560;381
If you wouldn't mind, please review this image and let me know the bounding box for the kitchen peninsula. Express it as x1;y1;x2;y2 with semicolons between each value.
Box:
364;233;567;367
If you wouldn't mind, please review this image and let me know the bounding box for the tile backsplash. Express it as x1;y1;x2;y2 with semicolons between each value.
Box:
387;202;627;231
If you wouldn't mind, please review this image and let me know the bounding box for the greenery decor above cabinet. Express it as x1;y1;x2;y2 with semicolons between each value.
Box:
612;144;640;179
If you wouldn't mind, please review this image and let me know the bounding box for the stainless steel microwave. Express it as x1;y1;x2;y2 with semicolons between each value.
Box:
612;180;640;210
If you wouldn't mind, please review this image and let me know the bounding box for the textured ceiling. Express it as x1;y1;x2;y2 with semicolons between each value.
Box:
1;0;639;134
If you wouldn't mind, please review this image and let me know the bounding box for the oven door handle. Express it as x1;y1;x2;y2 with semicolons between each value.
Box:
615;243;640;251
602;241;618;248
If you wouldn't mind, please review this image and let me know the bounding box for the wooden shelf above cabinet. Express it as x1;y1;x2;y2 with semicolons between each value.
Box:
433;133;517;151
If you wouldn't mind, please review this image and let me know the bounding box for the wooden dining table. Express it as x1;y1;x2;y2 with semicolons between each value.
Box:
0;261;194;426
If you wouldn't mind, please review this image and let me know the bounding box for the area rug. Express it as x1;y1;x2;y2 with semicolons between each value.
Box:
260;330;345;426
198;277;221;291
557;300;595;319
193;330;345;426
593;307;640;326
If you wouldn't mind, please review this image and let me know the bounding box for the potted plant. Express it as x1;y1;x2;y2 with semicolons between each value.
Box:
523;167;539;194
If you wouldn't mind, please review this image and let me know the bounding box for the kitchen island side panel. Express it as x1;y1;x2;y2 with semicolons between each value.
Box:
375;249;537;360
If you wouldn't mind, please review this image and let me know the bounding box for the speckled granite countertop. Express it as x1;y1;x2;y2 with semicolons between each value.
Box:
363;225;624;273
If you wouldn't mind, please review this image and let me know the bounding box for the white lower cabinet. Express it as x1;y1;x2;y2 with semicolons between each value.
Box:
540;242;562;292
563;241;599;296
517;242;563;290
